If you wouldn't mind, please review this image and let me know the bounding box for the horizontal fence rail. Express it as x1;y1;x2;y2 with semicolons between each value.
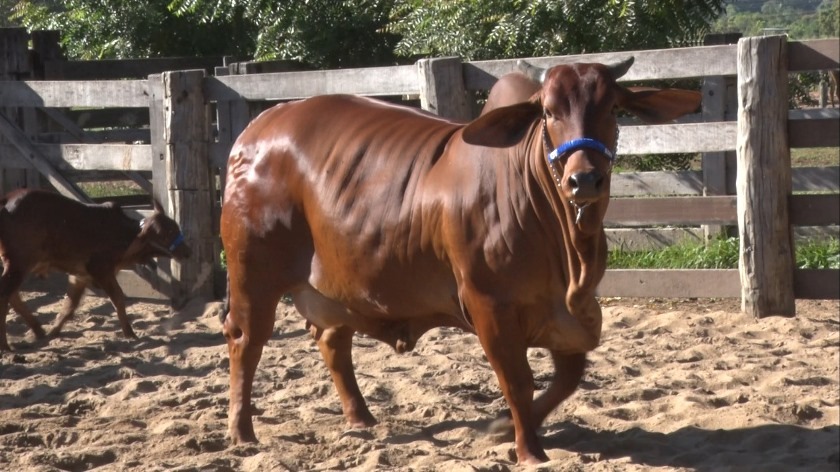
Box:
1;31;837;309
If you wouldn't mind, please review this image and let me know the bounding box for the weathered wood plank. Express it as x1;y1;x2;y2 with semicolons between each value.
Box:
44;57;225;80
0;143;151;171
605;196;737;226
605;227;705;251
418;57;471;121
0;110;89;201
464;45;738;91
0;79;150;107
599;268;840;300
204;65;419;101
792;166;840;193
788;39;840;72
737;35;795;317
598;269;741;298
789;117;840;148
610;166;838;198
618;122;737;155
793;269;840;300
790;193;840;226
612;170;703;197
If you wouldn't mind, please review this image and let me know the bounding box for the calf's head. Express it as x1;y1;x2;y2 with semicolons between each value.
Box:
463;57;701;234
129;199;192;263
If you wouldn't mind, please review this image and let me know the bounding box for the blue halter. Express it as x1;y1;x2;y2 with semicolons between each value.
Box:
547;137;615;164
169;233;186;252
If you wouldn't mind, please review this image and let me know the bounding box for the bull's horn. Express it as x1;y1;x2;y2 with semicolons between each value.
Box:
606;56;635;80
517;59;546;84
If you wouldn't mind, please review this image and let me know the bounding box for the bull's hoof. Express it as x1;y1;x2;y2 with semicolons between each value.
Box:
346;410;378;429
228;429;259;445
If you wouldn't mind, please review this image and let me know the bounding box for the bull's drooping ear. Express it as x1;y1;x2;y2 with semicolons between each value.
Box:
617;87;702;124
606;56;635;80
462;101;542;148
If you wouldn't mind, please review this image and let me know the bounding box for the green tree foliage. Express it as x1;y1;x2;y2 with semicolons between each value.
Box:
712;0;838;38
168;0;400;68
390;0;726;60
11;0;255;59
2;0;19;27
11;0;726;65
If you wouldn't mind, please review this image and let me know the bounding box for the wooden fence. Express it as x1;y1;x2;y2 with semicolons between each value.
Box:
1;28;837;316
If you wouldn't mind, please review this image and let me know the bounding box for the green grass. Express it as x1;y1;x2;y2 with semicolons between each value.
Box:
78;180;145;198
608;237;839;270
791;147;840;167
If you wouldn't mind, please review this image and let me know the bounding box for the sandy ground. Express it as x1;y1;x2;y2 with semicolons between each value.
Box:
0;275;837;471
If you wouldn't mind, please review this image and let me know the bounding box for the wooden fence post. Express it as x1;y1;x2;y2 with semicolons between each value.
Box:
151;70;215;305
736;35;795;317
418;57;471;121
0;27;40;194
701;33;740;242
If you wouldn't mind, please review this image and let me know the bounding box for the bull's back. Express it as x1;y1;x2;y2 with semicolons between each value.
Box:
222;95;463;316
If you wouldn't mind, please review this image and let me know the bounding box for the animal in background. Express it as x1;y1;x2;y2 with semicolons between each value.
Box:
0;189;191;351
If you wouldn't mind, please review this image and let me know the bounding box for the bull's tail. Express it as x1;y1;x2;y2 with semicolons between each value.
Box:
220;271;230;325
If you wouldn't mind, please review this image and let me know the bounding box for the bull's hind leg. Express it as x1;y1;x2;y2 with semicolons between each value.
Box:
490;351;586;434
223;265;284;444
532;352;586;425
313;325;377;428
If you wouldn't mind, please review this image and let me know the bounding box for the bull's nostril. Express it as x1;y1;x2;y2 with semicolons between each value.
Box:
569;171;601;197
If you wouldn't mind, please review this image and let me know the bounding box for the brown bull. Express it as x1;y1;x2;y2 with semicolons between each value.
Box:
0;189;191;351
220;57;701;464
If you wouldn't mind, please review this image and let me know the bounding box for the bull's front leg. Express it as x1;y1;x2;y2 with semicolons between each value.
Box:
469;296;548;465
313;325;377;428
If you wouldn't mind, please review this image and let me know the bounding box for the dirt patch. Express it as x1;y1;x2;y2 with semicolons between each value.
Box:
1;275;838;471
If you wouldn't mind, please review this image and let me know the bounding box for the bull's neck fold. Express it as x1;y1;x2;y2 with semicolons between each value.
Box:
527;132;608;317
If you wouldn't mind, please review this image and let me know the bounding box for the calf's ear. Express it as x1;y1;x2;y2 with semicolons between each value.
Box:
618;87;702;124
462;101;542;148
152;198;165;214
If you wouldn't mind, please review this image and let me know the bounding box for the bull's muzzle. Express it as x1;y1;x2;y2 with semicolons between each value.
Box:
568;170;604;201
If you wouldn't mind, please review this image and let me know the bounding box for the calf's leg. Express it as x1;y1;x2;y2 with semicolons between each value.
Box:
47;276;88;338
10;294;47;339
0;267;27;351
98;276;135;339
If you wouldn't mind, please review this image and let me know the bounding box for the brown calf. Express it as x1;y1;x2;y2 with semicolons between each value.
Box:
0;189;191;351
